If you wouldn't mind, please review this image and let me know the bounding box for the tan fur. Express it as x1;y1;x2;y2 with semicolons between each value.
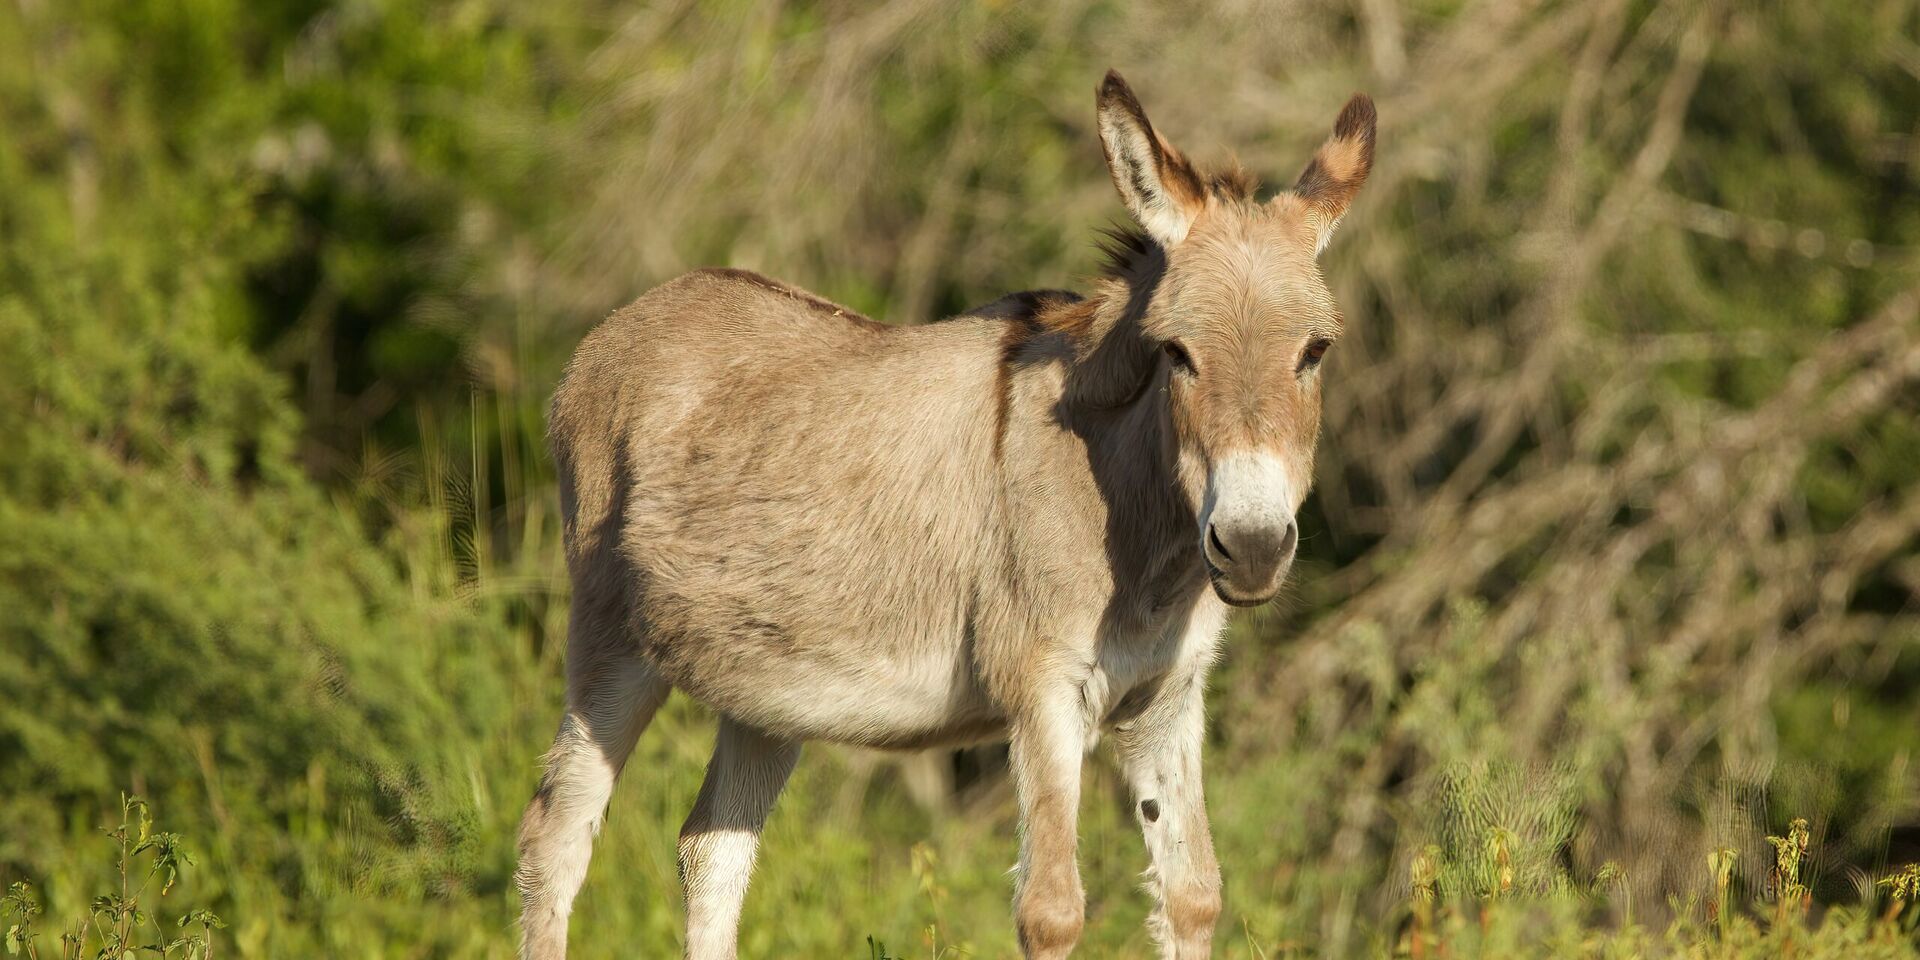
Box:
514;71;1375;959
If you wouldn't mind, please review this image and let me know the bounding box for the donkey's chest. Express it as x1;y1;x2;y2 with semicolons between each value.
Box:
1084;592;1227;721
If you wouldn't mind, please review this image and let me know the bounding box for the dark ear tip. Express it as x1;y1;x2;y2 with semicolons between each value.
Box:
1098;69;1133;103
1335;93;1377;139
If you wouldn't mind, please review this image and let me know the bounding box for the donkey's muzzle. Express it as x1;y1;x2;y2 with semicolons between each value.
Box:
1203;518;1297;606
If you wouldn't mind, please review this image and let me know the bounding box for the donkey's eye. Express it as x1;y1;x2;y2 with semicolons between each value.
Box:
1164;340;1197;377
1298;338;1333;372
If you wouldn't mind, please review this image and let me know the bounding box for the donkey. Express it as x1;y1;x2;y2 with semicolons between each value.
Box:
515;70;1375;959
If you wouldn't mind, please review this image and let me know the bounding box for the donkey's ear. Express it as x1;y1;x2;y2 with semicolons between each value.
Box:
1097;70;1206;247
1289;93;1376;255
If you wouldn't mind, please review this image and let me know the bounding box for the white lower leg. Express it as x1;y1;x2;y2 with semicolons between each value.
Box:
677;720;799;960
518;716;623;958
1118;683;1220;960
679;827;763;958
516;656;669;960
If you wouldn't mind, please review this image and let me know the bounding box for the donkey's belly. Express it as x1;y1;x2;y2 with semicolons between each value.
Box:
645;615;1008;748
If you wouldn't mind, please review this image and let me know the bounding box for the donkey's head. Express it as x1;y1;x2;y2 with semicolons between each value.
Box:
1096;70;1374;607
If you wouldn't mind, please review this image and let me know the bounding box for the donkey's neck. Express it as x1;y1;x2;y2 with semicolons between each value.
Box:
1046;291;1160;411
1033;290;1205;603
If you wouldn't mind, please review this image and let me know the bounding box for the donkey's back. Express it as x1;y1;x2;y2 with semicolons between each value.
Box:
547;267;1016;747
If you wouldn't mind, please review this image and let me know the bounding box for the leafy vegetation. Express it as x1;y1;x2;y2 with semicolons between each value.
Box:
1;0;1916;956
3;798;224;960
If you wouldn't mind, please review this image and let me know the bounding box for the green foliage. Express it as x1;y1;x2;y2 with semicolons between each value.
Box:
1390;825;1920;960
1;798;225;960
1;0;1916;957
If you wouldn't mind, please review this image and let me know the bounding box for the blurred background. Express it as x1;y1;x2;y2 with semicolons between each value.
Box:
2;0;1917;956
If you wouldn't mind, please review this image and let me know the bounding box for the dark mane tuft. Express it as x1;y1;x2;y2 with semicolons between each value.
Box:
1208;160;1259;202
1097;158;1259;282
1096;224;1158;281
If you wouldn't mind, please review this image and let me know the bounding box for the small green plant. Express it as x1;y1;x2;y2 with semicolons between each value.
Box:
1767;818;1812;926
865;843;972;960
908;842;947;958
1707;846;1737;932
1407;845;1440;959
1883;864;1920;928
1594;860;1630;929
1483;827;1515;902
0;796;224;960
3;883;41;958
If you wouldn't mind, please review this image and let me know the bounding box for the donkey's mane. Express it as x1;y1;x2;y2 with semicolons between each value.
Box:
1092;159;1260;290
1094;224;1159;286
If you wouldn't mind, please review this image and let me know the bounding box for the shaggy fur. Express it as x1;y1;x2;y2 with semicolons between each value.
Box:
515;70;1376;959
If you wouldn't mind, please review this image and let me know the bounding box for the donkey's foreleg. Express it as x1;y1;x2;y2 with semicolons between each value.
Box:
517;654;671;960
1113;679;1220;959
678;718;800;960
1010;696;1092;959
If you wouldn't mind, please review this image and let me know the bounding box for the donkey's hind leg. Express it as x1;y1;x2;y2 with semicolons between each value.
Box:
679;718;801;960
516;617;671;960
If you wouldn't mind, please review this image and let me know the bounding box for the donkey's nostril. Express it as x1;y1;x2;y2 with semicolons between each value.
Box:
1207;523;1233;562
